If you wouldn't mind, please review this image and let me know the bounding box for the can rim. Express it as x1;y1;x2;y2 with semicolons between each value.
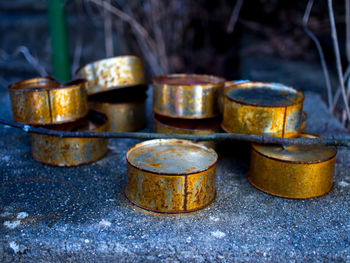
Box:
152;73;226;88
153;113;221;132
251;133;338;164
8;77;87;92
224;81;305;108
126;139;218;176
75;55;143;75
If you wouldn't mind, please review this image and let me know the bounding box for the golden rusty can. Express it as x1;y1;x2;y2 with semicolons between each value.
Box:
76;56;146;95
8;77;88;125
31;111;108;166
153;113;221;149
153;74;226;119
125;139;218;213
222;81;305;138
88;90;147;132
248;134;337;199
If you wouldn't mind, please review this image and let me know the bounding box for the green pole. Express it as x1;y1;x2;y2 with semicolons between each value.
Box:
47;0;71;82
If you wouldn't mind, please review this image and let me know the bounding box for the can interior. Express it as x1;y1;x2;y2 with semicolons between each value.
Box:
40;110;107;132
154;113;221;131
154;74;225;86
226;82;304;107
88;85;147;104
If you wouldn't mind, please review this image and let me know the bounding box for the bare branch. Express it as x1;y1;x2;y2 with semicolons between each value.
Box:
227;0;244;34
303;0;333;110
0;117;349;147
327;0;350;121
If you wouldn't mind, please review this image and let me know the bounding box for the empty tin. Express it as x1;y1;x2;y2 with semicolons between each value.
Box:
31;111;108;166
222;81;304;138
125;139;218;213
76;56;146;95
153;74;225;119
248;134;337;198
153;113;221;149
8;77;88;125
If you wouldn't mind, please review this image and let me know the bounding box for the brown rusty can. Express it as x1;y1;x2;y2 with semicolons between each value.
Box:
76;56;146;95
153;113;221;149
31;111;108;166
222;81;305;138
8;77;88;125
125;139;218;213
88;90;147;132
248;134;337;199
153;74;226;119
301;112;307;132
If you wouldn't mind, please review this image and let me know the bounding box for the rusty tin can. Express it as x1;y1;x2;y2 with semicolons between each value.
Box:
153;113;221;149
8;77;88;125
153;74;226;119
76;56;146;95
88;89;147;132
31;111;108;166
125;139;218;213
222;81;305;138
248;134;337;199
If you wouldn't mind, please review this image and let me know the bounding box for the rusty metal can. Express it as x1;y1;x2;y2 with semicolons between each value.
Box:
76;56;146;95
153;74;226;119
125;139;218;213
248;134;337;199
31;111;108;166
8;77;88;125
222;81;305;138
88;89;147;132
153;113;221;149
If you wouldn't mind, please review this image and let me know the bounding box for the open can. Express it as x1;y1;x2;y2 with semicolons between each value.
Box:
125;139;218;213
8;77;88;125
153;74;225;119
153;113;221;149
222;81;304;138
76;56;146;95
248;134;337;198
31;111;108;166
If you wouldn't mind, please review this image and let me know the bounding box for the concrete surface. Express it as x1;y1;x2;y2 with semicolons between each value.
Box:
0;89;350;262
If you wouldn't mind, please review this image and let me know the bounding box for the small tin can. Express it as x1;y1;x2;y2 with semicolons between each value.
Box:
248;134;337;199
31;111;108;166
8;77;88;125
76;56;146;95
153;113;221;149
153;74;226;119
222;81;304;138
125;139;218;213
88;89;147;132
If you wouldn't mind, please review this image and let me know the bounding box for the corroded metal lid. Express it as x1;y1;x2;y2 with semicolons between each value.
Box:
252;134;337;164
225;81;304;107
127;139;218;174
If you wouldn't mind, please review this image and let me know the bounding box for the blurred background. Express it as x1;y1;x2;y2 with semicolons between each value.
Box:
0;0;349;127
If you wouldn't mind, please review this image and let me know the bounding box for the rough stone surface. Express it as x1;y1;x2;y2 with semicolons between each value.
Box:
0;88;350;262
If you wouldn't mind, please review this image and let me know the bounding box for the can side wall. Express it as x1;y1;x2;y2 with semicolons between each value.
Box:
248;149;335;198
